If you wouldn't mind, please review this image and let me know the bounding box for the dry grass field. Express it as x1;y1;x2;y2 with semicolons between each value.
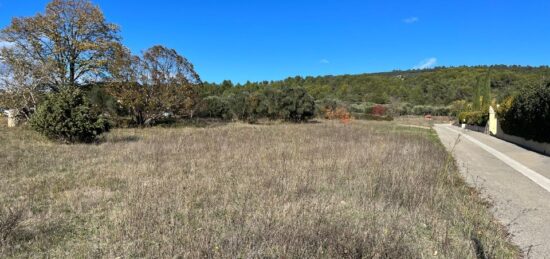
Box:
0;119;519;258
395;116;454;129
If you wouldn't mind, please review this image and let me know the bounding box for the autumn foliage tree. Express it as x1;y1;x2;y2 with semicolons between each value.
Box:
0;0;121;90
0;0;122;127
108;45;202;125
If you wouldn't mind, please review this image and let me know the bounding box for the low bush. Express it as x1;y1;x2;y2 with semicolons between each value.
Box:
349;102;375;114
30;87;110;143
433;106;451;116
324;107;351;121
391;102;414;116
458;111;489;126
316;98;347;116
354;104;393;120
499;83;550;142
371;104;386;116
0;205;25;249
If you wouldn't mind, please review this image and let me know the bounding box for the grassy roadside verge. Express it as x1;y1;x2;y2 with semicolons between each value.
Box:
0;120;519;258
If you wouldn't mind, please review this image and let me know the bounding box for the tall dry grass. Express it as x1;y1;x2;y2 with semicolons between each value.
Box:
0;120;518;258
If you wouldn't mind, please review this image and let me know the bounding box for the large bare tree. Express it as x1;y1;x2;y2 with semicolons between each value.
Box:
0;0;121;91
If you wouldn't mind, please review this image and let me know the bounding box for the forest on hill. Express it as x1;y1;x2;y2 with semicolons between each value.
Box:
203;65;550;106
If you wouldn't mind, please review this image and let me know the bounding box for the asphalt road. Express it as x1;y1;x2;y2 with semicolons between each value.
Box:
435;124;550;258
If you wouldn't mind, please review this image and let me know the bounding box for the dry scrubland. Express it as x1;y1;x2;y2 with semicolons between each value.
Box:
0;119;518;258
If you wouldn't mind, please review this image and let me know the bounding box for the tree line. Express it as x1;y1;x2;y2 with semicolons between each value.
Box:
202;65;550;106
199;65;550;122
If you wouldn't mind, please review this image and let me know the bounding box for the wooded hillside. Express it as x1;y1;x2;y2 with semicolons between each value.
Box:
203;65;550;106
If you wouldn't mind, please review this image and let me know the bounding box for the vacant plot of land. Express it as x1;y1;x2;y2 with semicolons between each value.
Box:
0;120;518;258
395;116;453;128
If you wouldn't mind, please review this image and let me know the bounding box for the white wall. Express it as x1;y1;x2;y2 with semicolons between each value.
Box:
491;115;550;155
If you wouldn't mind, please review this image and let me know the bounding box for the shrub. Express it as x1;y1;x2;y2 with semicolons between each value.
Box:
228;87;315;123
495;96;514;119
458;111;489;126
499;83;550;142
198;96;231;119
228;91;269;123
349;102;375;114
433;106;451;116
85;84;119;116
450;100;468;116
316;98;346;116
325;107;351;121
0;205;25;248
259;87;283;120
391;102;414;116
30;87;110;143
228;91;252;121
371;104;386;116
411;105;429;116
277;87;316;122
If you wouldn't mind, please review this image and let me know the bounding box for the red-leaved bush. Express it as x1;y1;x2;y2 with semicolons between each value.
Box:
372;105;386;116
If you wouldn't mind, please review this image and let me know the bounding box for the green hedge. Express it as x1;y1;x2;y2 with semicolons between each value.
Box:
499;83;550;143
458;111;488;126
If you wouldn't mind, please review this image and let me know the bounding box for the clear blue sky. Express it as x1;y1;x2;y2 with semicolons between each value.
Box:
1;0;550;83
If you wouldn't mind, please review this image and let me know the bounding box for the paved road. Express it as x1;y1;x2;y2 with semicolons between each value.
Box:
435;124;550;258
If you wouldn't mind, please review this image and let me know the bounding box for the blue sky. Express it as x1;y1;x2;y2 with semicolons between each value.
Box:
1;0;550;83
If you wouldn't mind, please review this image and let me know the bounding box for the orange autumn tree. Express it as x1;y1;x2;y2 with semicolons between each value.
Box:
324;107;352;124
